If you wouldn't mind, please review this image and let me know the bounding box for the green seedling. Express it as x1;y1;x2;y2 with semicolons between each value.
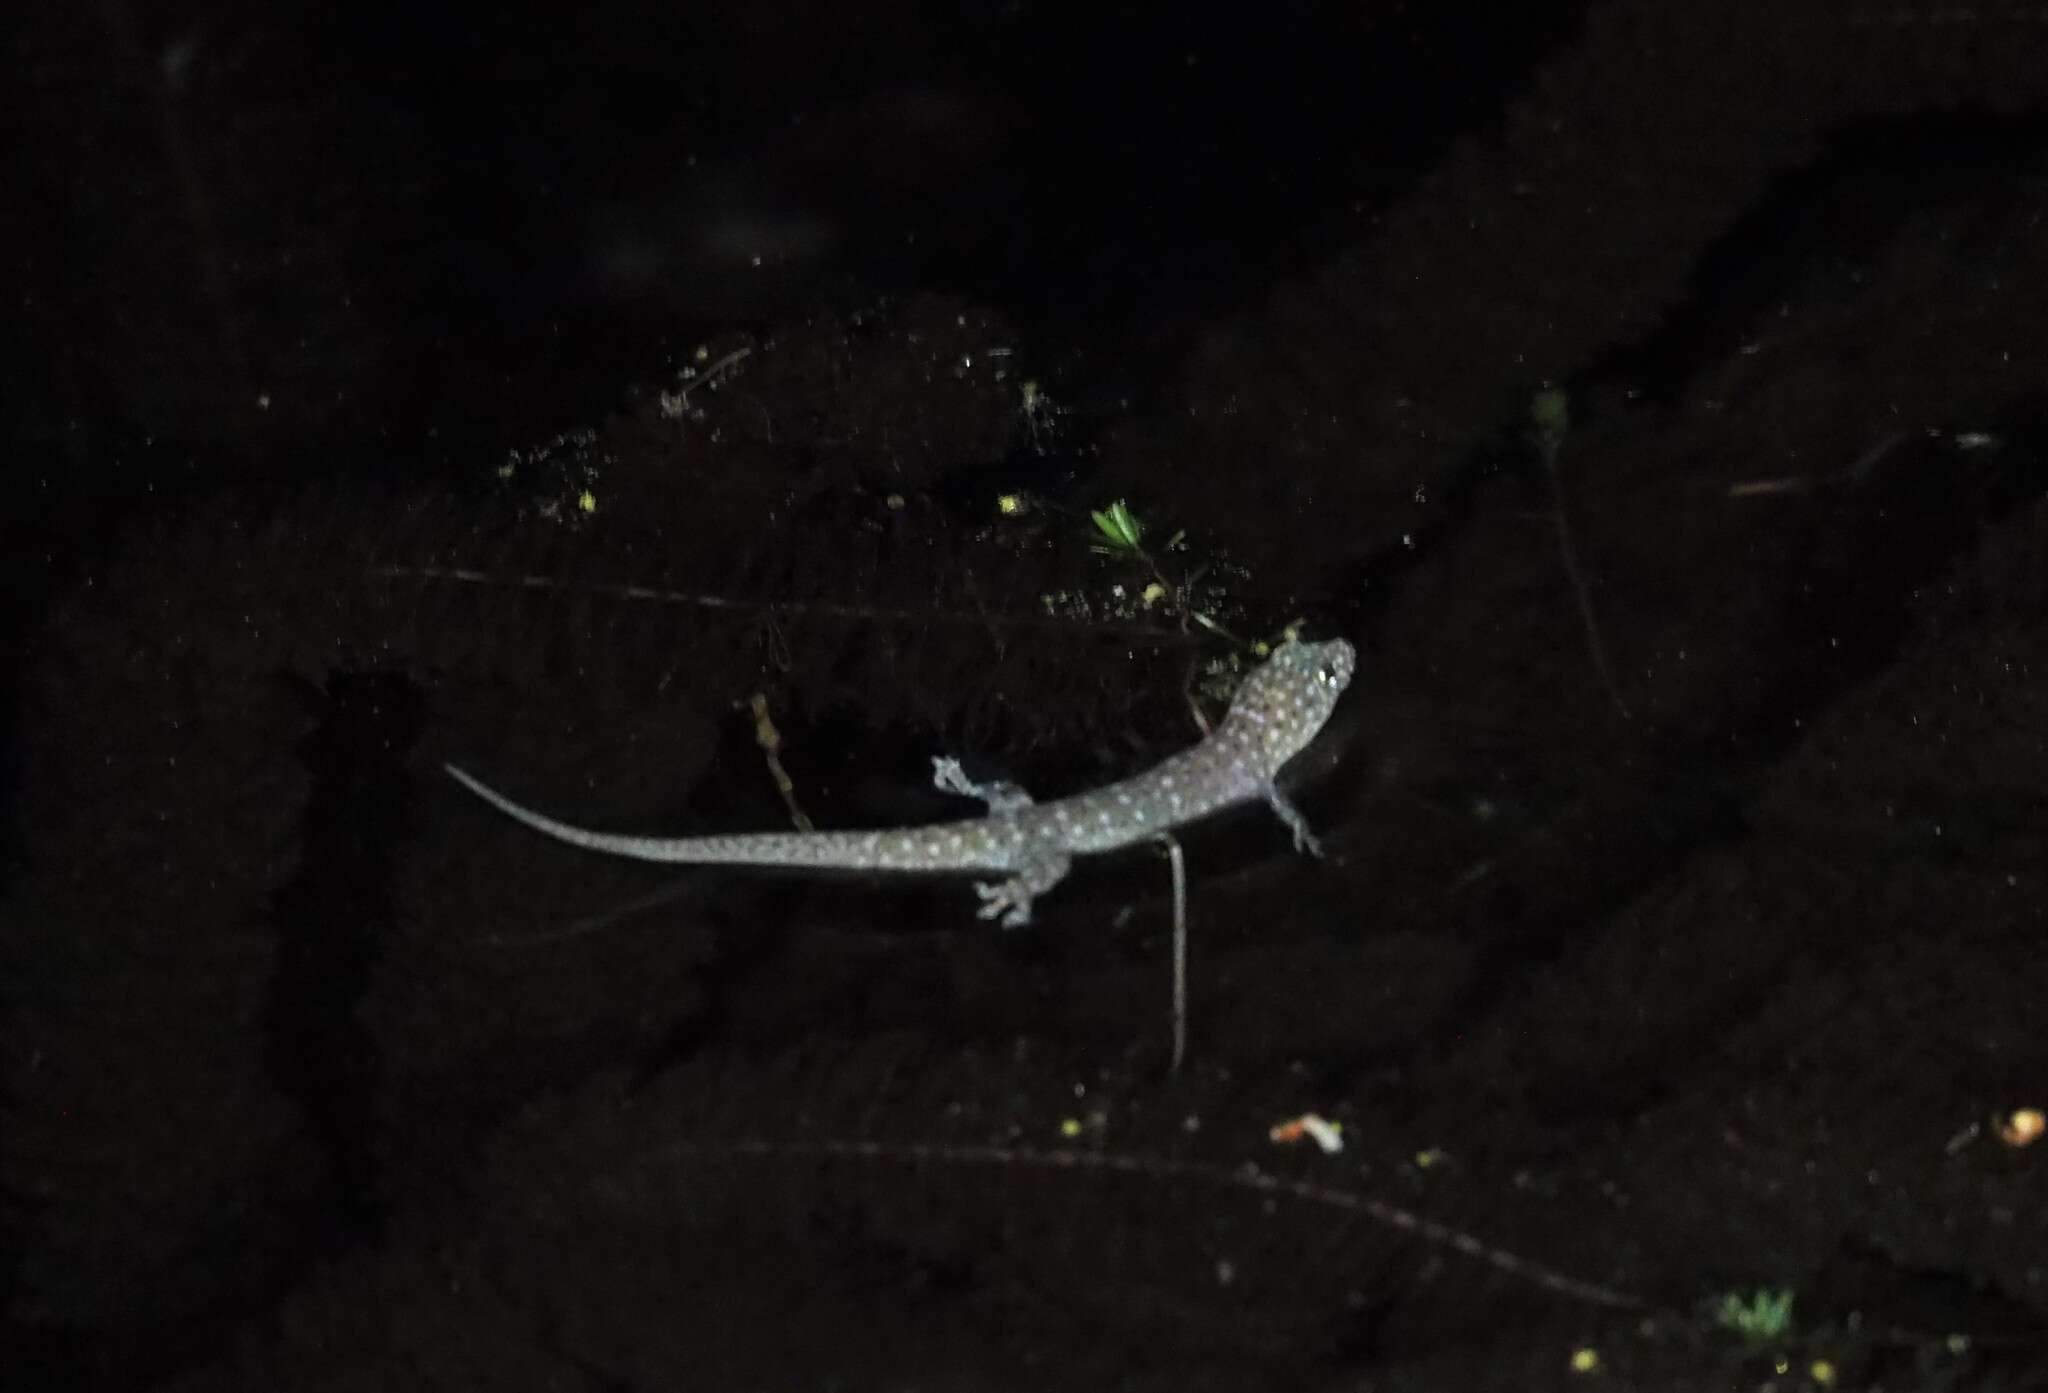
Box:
1090;498;1145;552
1710;1286;1795;1343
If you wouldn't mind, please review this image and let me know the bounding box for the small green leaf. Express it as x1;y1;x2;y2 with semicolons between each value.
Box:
1710;1287;1795;1343
1090;499;1144;550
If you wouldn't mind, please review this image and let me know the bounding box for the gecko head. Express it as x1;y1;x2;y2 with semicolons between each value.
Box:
1224;637;1356;766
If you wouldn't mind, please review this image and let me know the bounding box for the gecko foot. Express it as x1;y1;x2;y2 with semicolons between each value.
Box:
1263;784;1326;859
974;880;1034;928
972;853;1070;929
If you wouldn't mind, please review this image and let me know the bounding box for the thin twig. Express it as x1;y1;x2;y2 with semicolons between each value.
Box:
1544;457;1633;721
1529;391;1632;721
659;344;754;418
468;877;698;948
665;1135;1648;1312
748;691;813;832
370;564;1201;645
1157;834;1188;1074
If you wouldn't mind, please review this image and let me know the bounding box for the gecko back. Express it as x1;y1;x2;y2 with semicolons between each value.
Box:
1209;638;1355;779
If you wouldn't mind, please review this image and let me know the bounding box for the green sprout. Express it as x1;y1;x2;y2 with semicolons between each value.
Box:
1071;496;1232;644
1710;1286;1795;1343
1090;498;1145;552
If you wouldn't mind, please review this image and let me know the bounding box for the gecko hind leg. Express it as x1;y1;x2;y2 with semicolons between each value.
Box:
973;853;1072;929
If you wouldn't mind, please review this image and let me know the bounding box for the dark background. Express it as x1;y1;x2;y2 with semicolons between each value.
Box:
5;1;2048;1389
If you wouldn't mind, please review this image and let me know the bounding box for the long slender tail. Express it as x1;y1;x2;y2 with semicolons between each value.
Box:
443;763;711;863
445;762;1020;876
444;762;955;871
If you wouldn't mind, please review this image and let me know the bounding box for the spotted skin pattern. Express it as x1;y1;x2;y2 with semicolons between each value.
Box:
446;639;1355;926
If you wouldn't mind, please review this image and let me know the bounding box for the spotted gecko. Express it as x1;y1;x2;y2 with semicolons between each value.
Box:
446;638;1354;926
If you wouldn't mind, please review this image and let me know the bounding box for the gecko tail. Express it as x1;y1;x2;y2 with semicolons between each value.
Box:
443;762;676;859
445;762;542;823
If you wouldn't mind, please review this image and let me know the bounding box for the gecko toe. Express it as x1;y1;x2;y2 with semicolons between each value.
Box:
973;879;1035;927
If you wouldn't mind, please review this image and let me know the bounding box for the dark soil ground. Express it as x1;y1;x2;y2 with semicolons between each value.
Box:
5;3;2046;1390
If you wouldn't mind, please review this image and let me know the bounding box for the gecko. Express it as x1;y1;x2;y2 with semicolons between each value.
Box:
445;637;1354;926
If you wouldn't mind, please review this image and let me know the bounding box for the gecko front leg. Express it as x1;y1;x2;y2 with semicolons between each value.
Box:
932;755;1036;814
1261;782;1325;858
